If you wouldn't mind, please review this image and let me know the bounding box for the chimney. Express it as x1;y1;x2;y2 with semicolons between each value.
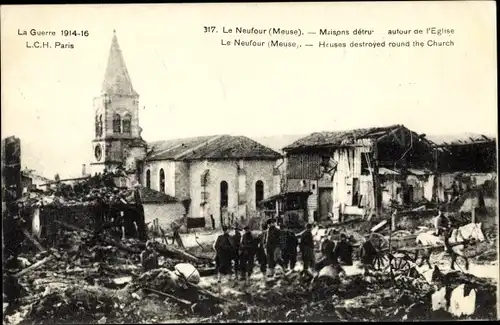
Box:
82;164;86;176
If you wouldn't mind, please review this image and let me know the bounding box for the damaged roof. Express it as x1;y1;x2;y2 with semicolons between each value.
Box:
146;135;282;161
426;133;496;147
283;125;405;151
21;169;52;182
139;187;179;204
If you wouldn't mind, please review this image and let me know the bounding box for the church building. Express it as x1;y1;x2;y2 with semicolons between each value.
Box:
89;31;282;227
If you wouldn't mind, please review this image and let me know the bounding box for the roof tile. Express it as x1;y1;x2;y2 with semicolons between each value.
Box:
146;135;281;161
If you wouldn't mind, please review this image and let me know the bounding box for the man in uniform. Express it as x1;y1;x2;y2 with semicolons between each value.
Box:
315;233;336;271
214;226;234;283
359;233;378;276
434;208;452;249
434;208;451;236
281;224;299;273
239;226;255;281
265;219;283;278
232;226;242;279
256;223;268;275
334;233;353;266
299;223;315;275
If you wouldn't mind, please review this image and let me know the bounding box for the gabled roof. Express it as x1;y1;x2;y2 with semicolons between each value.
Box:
101;30;137;96
283;125;403;151
426;133;496;147
146;135;282;161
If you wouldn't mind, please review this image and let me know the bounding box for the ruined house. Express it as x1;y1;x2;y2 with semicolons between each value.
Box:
427;134;497;206
20;168;52;192
282;125;439;222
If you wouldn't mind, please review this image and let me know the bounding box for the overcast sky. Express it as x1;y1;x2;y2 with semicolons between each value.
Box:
1;2;497;179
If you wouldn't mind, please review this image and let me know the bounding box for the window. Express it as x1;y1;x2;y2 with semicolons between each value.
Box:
159;169;165;193
122;114;131;135
98;115;103;136
255;180;264;207
95;116;99;137
146;170;151;189
352;177;360;206
113;114;121;133
220;181;228;208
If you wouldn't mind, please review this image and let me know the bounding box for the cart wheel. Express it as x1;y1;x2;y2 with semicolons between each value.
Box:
373;252;390;270
370;233;390;270
390;253;412;275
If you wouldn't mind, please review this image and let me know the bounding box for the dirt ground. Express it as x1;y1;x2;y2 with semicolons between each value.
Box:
3;225;498;324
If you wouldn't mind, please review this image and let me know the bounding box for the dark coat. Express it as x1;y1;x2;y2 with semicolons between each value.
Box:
281;230;298;254
321;239;336;260
300;230;314;249
241;232;255;253
215;234;234;274
334;240;353;266
359;240;377;265
232;231;242;252
265;226;281;250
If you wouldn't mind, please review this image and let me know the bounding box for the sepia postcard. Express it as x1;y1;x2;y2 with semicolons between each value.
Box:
1;1;498;323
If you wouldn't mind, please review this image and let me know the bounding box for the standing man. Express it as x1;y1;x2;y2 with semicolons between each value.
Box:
316;233;336;271
232;226;242;279
359;234;378;276
213;226;234;283
299;223;315;275
434;208;451;236
434;208;452;250
265;219;283;278
257;223;268;275
133;184;148;241
334;233;353;266
239;226;255;281
281;224;299;273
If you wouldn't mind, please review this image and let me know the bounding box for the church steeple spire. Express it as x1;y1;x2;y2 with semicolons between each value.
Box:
101;30;137;96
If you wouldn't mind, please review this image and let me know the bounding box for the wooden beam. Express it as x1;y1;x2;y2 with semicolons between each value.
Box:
21;228;46;253
376;126;403;144
142;287;193;306
15;256;54;277
372;143;380;217
432;149;439;203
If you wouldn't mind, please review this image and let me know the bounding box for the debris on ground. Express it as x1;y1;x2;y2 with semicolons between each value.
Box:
3;175;497;323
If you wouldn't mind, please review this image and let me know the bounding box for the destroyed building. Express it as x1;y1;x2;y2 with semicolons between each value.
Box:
20;168;52;193
428;134;497;199
281;125;441;222
428;134;497;213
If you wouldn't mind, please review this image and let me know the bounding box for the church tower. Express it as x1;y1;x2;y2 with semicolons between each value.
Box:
90;30;147;185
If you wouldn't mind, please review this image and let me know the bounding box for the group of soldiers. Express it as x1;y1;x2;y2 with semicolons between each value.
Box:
213;218;362;282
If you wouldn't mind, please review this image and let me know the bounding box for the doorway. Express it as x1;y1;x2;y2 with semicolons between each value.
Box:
318;188;333;221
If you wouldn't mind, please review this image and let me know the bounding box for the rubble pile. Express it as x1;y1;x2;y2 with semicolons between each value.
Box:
201;272;439;322
2;224;221;325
